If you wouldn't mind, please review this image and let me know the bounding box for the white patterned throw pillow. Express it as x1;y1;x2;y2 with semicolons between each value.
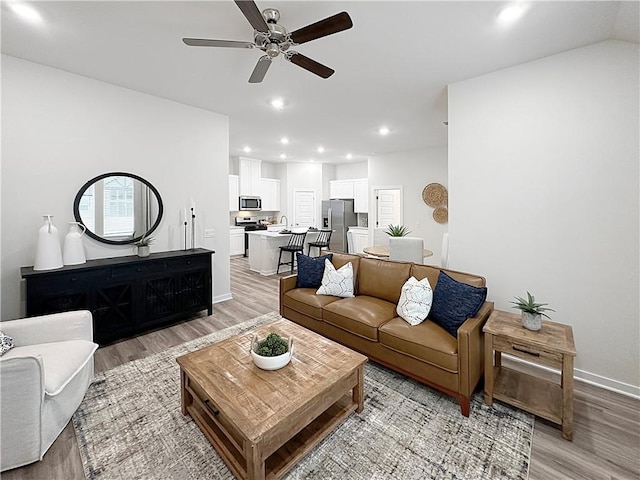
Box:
316;259;354;298
0;330;15;356
397;276;433;326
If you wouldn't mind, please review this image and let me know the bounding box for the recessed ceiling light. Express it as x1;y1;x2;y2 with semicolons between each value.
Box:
243;146;251;153
317;146;325;153
378;126;390;135
11;3;43;23
497;4;526;24
346;153;353;160
270;98;284;110
280;137;289;145
279;153;287;159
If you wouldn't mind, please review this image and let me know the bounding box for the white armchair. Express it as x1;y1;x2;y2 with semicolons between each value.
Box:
389;236;425;263
0;310;97;471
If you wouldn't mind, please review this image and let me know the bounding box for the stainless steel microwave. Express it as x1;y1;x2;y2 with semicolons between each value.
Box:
239;196;262;211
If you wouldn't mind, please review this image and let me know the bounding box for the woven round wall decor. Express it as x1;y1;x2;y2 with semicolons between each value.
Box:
433;206;448;224
422;183;448;207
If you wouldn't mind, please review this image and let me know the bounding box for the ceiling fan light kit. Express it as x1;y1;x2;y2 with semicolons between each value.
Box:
183;1;353;83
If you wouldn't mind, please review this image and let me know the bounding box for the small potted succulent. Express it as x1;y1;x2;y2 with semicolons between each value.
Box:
134;233;154;258
511;292;555;331
250;332;293;370
385;224;411;237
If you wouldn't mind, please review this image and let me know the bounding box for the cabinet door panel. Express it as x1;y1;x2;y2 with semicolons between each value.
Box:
143;275;178;321
93;283;135;342
178;270;209;311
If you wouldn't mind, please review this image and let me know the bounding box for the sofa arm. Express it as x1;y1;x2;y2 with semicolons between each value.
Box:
279;275;298;316
457;301;494;397
0;310;94;347
0;356;45;470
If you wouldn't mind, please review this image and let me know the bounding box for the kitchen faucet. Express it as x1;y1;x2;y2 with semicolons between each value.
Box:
280;215;288;226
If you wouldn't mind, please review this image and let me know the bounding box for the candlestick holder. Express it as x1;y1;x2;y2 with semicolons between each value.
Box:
191;208;196;250
183;221;188;251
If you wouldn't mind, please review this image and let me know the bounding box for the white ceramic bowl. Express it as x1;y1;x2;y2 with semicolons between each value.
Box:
250;336;293;371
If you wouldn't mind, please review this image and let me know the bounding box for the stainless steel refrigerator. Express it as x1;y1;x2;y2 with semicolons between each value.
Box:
322;199;358;253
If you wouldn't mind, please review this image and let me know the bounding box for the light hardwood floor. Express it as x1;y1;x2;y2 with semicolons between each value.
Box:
3;257;639;479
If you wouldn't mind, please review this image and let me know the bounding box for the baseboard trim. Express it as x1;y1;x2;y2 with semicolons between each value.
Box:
213;293;232;304
505;355;640;399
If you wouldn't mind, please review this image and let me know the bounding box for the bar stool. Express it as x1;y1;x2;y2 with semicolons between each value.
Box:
307;229;332;257
277;232;307;274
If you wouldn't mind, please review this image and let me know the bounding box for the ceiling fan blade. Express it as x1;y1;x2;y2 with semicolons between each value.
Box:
290;11;353;45
249;56;272;83
234;0;269;33
287;52;334;79
183;38;254;49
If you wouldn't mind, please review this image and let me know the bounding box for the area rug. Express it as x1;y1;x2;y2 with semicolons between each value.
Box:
73;312;533;480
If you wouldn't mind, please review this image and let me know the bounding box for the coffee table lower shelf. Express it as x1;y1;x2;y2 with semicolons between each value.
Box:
186;391;357;480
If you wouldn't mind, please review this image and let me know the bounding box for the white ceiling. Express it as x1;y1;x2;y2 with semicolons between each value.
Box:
2;1;638;165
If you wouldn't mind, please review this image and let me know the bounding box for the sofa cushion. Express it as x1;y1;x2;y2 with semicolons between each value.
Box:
317;260;354;298
323;296;397;341
3;339;98;396
379;318;458;373
411;264;486;289
357;258;411;303
430;272;488;337
296;253;333;288
283;288;342;320
397;276;433;326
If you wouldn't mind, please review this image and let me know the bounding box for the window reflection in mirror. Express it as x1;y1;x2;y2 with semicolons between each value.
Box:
74;173;163;245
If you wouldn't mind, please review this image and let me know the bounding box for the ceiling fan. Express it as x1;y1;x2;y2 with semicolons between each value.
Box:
182;0;353;83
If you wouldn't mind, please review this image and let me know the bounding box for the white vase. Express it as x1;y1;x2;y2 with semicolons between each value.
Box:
522;312;542;331
63;222;87;265
137;245;151;257
34;215;64;271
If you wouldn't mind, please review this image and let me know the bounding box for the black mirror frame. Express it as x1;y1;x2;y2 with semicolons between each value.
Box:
73;172;164;246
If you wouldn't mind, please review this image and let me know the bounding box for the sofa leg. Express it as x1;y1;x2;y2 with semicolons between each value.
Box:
459;397;471;417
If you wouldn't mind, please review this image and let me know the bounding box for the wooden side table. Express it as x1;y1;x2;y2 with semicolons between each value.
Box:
483;310;576;440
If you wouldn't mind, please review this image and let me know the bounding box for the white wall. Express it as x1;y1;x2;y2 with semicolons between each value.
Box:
1;55;231;318
335;161;367;180
449;41;639;395
368;148;448;265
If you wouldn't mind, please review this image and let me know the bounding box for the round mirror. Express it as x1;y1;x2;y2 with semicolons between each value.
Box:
73;172;163;245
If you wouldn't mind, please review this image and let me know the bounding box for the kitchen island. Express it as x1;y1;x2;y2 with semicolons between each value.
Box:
247;229;321;276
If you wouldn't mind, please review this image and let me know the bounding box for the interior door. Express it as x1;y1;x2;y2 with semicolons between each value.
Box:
293;189;316;227
376;189;401;227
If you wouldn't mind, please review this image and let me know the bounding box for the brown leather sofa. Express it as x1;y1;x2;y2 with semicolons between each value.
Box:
279;252;493;416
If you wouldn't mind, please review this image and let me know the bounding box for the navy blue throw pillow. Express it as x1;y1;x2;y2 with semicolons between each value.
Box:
296;253;333;288
429;271;487;337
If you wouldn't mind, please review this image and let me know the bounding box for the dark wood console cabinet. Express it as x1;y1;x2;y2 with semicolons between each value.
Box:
21;248;214;345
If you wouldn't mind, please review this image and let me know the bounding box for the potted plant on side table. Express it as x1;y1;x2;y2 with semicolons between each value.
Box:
511;292;555;331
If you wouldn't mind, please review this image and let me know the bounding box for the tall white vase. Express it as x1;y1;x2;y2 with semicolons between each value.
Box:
63;222;87;265
34;215;64;271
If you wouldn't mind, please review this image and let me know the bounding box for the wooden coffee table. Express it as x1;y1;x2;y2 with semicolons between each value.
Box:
176;318;368;480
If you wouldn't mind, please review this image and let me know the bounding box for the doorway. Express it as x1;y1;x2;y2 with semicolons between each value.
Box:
373;187;402;245
293;189;317;227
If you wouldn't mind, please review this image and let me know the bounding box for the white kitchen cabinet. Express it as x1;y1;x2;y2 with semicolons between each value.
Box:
353;179;368;213
349;227;369;254
260;178;281;211
229;175;239;211
239;157;262;196
229;227;245;256
329;180;354;199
